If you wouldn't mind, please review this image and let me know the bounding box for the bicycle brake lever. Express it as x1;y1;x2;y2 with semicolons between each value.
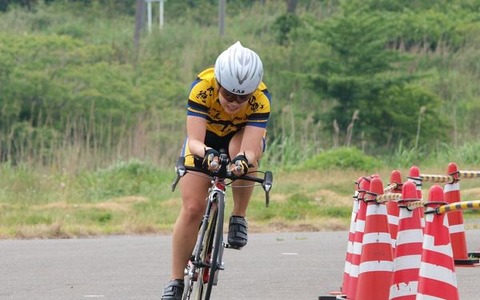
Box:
171;157;187;192
263;171;273;207
171;175;181;192
263;171;273;192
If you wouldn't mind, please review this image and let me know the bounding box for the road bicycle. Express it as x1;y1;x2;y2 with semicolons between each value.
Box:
171;152;273;300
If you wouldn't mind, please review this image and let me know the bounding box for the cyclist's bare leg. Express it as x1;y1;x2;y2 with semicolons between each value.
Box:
170;173;210;279
228;130;263;216
230;176;256;216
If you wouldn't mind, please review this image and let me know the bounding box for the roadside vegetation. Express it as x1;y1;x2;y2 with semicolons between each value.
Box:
1;0;480;239
2;146;480;239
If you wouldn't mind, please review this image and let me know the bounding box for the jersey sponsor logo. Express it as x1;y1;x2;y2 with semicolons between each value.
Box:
196;86;215;103
231;88;245;94
196;90;208;103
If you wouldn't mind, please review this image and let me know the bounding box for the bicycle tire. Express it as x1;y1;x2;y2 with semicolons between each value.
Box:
184;196;221;300
203;191;225;299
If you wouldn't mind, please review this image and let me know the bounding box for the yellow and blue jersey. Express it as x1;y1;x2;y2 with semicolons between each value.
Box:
187;67;271;138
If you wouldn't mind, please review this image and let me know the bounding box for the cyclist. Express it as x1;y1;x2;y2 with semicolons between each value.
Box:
161;41;271;299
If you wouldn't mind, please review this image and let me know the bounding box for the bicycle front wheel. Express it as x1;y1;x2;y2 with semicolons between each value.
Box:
203;192;225;299
186;193;224;300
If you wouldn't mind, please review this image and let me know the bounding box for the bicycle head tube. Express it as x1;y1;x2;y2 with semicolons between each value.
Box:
214;153;230;178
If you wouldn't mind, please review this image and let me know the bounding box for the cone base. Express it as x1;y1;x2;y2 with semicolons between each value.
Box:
317;291;346;300
454;257;479;266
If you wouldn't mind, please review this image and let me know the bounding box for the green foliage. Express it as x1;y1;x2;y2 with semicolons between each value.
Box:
77;159;172;201
2;0;480;240
342;0;480;52
436;142;480;166
382;141;480;169
0;163;63;204
455;143;480;165
305;11;425;149
367;83;448;150
250;190;352;223
23;214;53;225
0;32;140;120
302;147;382;171
272;13;302;46
0;26;186;167
263;134;319;169
283;193;319;220
1;0;480;171
384;141;429;168
320;206;351;219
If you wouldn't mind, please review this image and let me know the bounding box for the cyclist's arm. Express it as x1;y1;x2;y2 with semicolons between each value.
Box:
237;88;270;167
186;115;209;157
237;125;265;167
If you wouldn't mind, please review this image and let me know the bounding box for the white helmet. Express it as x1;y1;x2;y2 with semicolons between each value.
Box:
214;41;263;95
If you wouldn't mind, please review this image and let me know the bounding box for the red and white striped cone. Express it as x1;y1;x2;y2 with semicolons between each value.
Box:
355;177;394;300
387;170;402;249
389;181;423;300
340;177;364;297
444;162;478;265
407;166;424;229
417;185;459;300
346;176;371;299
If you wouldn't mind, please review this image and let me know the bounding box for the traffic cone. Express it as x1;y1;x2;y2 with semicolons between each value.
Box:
340;177;363;297
355;177;394;300
386;170;402;249
444;162;478;266
346;176;371;299
407;166;422;198
417;185;459;300
389;181;423;300
407;166;424;229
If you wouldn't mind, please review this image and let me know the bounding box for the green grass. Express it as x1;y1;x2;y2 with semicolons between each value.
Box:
3;144;480;239
0;158;359;238
0;159;181;238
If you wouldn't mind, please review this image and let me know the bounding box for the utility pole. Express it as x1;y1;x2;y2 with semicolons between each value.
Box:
146;0;165;33
287;0;297;14
219;0;225;36
134;0;145;65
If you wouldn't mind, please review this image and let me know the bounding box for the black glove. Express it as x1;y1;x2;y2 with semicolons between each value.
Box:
203;148;220;169
232;154;249;175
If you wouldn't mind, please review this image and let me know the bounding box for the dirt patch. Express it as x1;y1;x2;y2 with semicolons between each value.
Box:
31;196;149;212
312;189;352;206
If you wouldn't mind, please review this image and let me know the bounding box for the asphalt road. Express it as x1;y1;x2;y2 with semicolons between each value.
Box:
1;230;480;300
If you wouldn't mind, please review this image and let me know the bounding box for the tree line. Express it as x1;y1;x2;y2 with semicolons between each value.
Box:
1;0;480;169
